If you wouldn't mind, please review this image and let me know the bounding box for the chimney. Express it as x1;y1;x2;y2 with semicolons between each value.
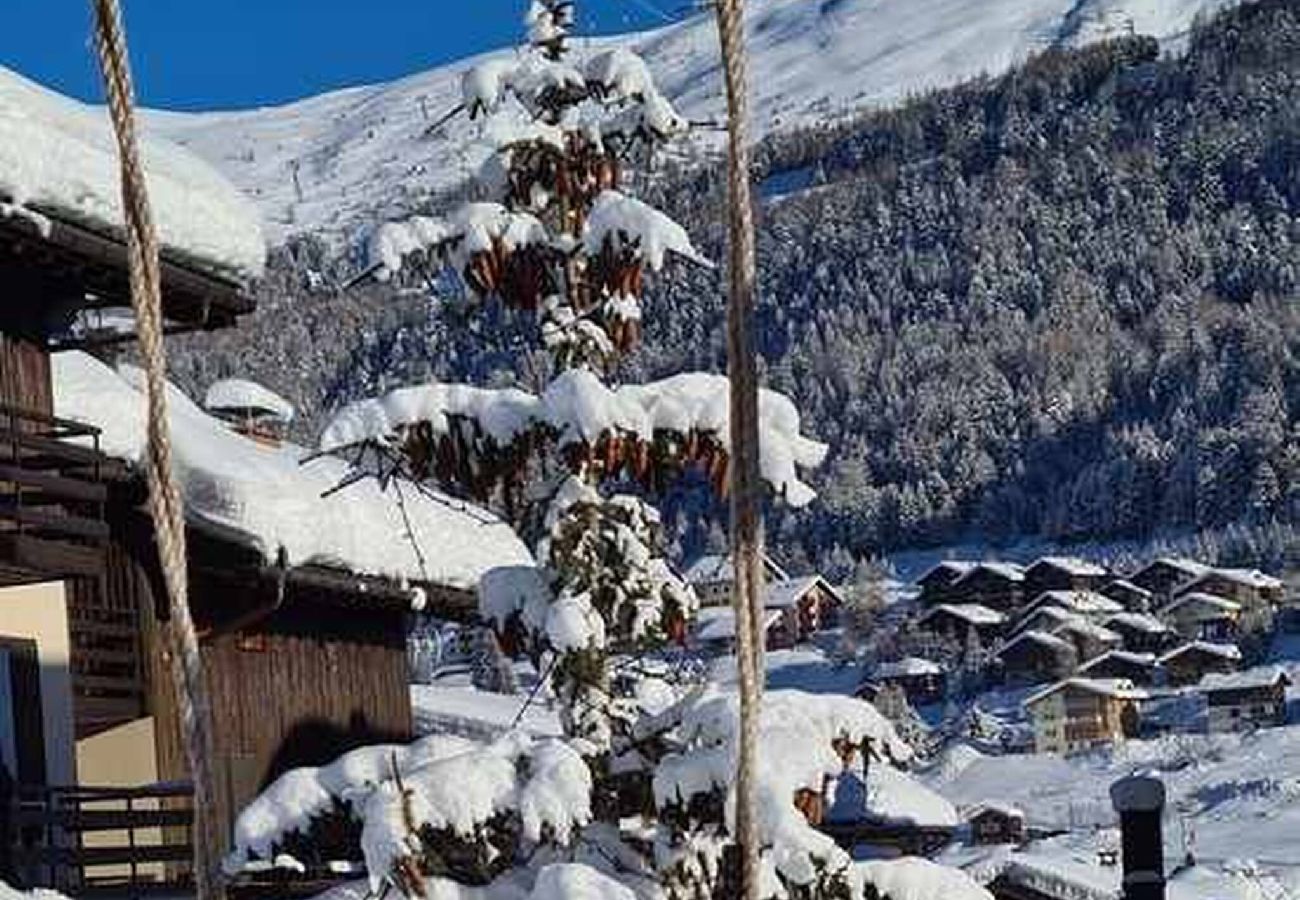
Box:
1110;774;1166;900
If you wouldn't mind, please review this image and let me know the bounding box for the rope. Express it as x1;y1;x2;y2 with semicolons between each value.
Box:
88;3;221;898
713;0;765;898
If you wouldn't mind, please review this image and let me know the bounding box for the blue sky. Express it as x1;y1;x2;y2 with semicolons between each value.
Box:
1;2;682;112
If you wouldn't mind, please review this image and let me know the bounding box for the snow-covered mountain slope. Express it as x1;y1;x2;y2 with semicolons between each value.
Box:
145;0;1240;247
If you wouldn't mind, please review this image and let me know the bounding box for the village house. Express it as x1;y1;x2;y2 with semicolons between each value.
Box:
1098;578;1155;612
765;574;842;645
964;803;1027;846
202;378;295;446
946;562;1026;611
693;606;784;654
682;551;789;608
1102;612;1177;655
914;560;977;607
1199;667;1290;732
1022;556;1109;600
1013;605;1081;638
1159;592;1242;642
1158;641;1242;687
1175;569;1285;634
1078;650;1159;686
916;603;1006;646
1051;619;1123;664
1017;589;1124;626
996;630;1078;685
1127;557;1213;600
864;657;947;706
1023;678;1145;755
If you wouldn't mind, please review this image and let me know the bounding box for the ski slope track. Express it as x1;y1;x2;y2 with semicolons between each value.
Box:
145;0;1241;247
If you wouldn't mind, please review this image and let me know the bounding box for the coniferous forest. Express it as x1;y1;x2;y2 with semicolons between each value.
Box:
171;0;1300;574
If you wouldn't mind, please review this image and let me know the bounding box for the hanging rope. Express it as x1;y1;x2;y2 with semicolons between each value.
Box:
713;0;765;897
88;3;221;898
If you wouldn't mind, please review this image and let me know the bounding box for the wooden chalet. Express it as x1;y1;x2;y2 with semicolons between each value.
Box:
945;563;1025;611
682;550;788;608
916;603;1006;646
1077;650;1159;686
1016;589;1124;627
1158;642;1241;687
864;657;947;706
1199;667;1290;732
1127;557;1212;600
1021;557;1109;600
764;574;841;646
1175;569;1285;635
1023;678;1144;755
1101;612;1176;655
1158;592;1241;642
1098;578;1154;612
1050;619;1122;665
1013;606;1080;639
965;803;1026;846
915;561;977;607
995;630;1077;685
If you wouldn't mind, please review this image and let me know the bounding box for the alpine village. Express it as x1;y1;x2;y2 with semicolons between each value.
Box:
4;2;1300;900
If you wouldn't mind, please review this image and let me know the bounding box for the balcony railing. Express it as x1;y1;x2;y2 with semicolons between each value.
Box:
0;404;108;584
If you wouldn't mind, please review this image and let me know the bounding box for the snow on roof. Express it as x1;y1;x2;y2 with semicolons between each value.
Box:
0;65;264;282
411;684;561;740
1078;650;1157;673
53;351;532;590
922;603;1006;626
1160;592;1242;617
917;560;978;584
764;574;827;609
1027;556;1108;577
829;764;959;828
965;801;1026;821
693;606;782;642
874;657;944;679
322;370;829;507
1102;578;1153;598
998;629;1075;657
1137;556;1214;580
681;551;790;584
954;562;1025;584
1016;607;1082;631
582;190;712;270
1051;619;1121;645
204;378;295;422
1158;641;1242;663
852;858;994;900
1198;665;1290;693
1103;612;1170;634
1190;567;1284;590
1024;678;1147;708
1027;590;1124;616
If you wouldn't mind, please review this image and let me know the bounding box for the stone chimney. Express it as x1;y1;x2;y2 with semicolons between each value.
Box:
1110;774;1166;900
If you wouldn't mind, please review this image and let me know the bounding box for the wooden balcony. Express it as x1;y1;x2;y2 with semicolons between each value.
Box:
0;404;108;585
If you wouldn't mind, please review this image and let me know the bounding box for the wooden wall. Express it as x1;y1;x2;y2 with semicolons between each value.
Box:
0;329;52;415
145;579;412;858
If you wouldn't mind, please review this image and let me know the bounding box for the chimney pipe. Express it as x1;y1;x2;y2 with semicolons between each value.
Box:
1110;774;1166;900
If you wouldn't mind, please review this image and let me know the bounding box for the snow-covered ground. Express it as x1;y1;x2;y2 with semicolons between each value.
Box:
411;683;562;741
142;0;1241;246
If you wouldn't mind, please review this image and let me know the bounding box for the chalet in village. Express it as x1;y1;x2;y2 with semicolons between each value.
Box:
0;68;531;890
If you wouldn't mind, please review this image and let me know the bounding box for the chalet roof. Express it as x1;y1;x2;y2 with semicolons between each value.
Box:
694;606;782;643
965;802;1025;821
1052;619;1122;645
0;65;264;283
921;603;1006;626
765;574;838;609
682;551;789;585
1015;607;1081;633
1199;666;1290;694
997;629;1074;659
1101;578;1153;600
953;561;1025;585
1024;677;1147;708
1026;590;1124;617
1158;641;1242;665
874;657;944;679
1183;568;1284;592
1026;556;1108;577
916;560;977;584
53;351;533;593
1079;651;1157;674
1160;592;1241;618
1103;612;1170;635
204;379;295;422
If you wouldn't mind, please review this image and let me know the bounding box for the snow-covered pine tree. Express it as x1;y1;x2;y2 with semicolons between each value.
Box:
225;5;995;900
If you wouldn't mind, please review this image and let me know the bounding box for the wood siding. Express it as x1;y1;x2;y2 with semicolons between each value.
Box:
0;331;51;415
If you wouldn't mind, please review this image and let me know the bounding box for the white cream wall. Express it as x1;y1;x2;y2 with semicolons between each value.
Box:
0;580;76;785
